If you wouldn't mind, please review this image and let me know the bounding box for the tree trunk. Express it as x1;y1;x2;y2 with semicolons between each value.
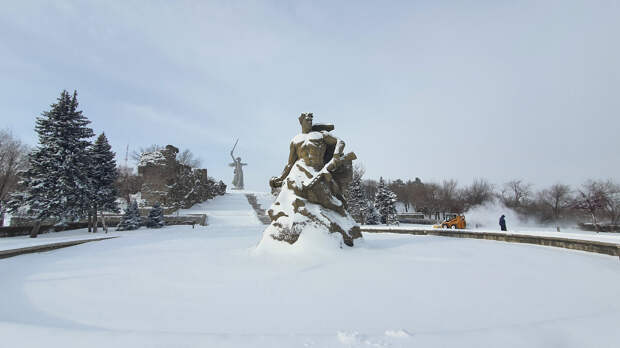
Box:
101;211;108;233
30;220;41;238
88;211;92;232
93;205;98;233
591;212;600;233
125;175;131;204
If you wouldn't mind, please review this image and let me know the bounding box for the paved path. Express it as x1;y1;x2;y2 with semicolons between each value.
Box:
179;191;263;227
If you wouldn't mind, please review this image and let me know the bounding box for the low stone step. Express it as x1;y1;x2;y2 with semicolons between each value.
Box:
245;194;271;225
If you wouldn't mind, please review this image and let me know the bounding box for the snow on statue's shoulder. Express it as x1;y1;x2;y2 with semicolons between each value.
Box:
292;131;323;145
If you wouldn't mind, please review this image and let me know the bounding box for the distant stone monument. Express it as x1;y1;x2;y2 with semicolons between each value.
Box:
138;145;182;205
137;145;214;209
229;139;247;190
262;113;362;247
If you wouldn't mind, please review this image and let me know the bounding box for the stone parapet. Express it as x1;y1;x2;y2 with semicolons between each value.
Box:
361;226;620;258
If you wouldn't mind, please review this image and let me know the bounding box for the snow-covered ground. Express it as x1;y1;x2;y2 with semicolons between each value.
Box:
1;191;620;348
0;191;262;253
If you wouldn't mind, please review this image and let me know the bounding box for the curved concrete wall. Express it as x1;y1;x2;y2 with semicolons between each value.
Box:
361;227;620;259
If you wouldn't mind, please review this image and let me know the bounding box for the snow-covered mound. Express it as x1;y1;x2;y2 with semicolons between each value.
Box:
1;191;619;348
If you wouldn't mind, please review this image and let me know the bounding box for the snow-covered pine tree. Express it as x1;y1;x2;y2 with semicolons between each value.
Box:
386;191;399;225
7;90;94;236
146;202;165;228
374;177;398;225
365;202;381;225
88;133;119;232
347;174;367;224
217;180;227;196
117;200;141;231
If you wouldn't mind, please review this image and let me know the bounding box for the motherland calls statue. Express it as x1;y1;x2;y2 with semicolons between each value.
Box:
262;113;362;247
229;139;247;190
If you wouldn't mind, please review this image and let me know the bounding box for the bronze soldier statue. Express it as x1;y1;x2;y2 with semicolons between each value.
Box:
263;113;362;247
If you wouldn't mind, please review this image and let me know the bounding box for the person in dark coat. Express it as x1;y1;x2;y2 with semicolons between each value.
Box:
499;214;507;231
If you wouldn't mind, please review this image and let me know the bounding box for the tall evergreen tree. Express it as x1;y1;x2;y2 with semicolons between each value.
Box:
374;177;398;225
347;174;367;224
89;133;119;232
8;90;94;235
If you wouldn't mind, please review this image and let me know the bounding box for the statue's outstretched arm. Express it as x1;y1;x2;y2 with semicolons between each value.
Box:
270;142;297;188
280;141;297;178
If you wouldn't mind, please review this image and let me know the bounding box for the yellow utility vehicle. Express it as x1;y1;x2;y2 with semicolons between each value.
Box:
433;213;466;229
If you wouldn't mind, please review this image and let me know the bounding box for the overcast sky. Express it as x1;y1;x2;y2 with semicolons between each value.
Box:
1;0;618;191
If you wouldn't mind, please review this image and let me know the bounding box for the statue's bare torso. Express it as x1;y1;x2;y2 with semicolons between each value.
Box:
292;132;334;172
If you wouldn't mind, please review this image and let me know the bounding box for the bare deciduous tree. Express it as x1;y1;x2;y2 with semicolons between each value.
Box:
572;181;607;232
537;183;572;226
439;179;462;213
462;178;495;209
114;166;144;203
599;180;620;225
421;182;442;218
177;148;202;168
0;129;29;225
388;179;409;212
362;179;379;202
406;177;425;212
501;179;533;208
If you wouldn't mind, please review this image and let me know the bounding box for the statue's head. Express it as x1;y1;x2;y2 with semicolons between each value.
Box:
299;112;313;133
236;157;241;161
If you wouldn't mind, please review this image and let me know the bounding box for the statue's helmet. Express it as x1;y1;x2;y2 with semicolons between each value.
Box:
298;112;313;124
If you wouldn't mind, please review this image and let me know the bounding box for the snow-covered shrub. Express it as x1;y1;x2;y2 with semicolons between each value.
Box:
365;203;381;225
117;200;141;231
146;202;165;228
